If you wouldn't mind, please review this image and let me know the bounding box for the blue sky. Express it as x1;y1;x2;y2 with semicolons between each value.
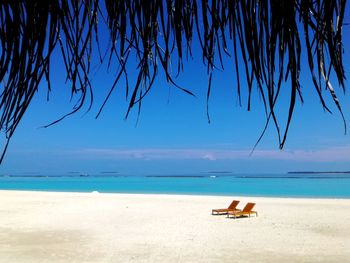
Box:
1;10;350;175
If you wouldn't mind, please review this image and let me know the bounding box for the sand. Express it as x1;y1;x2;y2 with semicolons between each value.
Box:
0;190;349;263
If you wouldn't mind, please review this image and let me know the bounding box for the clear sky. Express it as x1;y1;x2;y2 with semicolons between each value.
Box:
1;8;350;175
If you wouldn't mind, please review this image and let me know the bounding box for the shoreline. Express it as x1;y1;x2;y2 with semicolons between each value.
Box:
1;190;350;262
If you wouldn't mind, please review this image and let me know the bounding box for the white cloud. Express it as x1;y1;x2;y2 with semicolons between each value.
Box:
76;146;350;162
201;154;216;161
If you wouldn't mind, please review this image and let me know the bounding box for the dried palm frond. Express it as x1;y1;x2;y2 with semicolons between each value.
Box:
0;0;347;163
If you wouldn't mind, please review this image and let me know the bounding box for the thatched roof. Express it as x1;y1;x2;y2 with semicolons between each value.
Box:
0;0;347;162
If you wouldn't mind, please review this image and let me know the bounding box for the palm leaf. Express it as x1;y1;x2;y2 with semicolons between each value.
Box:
0;0;347;163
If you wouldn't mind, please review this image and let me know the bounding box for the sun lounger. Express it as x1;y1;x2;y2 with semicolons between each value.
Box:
212;200;241;215
227;202;258;218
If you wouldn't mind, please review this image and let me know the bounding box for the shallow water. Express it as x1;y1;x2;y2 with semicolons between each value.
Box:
0;173;349;198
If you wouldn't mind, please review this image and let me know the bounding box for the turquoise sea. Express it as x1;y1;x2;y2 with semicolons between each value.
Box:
1;173;350;198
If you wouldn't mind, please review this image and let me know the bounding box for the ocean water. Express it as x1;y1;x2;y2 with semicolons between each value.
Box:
0;173;350;198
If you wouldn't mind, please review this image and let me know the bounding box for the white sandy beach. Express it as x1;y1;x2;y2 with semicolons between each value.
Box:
0;190;349;263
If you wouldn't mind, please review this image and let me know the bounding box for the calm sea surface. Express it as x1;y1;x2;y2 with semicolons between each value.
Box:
0;174;350;198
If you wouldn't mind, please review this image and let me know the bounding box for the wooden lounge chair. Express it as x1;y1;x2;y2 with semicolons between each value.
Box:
212;200;240;215
227;202;258;218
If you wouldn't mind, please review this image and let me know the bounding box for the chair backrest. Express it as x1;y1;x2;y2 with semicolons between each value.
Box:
228;200;240;209
242;202;255;212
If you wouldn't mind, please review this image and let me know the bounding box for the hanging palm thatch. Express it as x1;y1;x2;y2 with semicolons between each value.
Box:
0;0;347;163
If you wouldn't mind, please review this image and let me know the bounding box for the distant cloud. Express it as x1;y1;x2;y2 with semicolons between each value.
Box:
76;146;350;162
201;154;216;161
